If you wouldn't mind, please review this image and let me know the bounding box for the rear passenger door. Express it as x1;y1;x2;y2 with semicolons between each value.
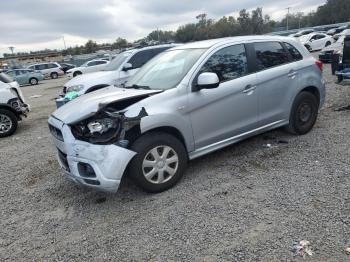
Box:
253;41;299;126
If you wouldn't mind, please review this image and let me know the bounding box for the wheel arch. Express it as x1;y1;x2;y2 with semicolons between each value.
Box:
0;104;20;119
299;86;320;105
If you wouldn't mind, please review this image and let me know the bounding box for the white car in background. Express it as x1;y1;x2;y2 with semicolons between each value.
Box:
299;33;333;51
66;59;109;78
62;44;177;95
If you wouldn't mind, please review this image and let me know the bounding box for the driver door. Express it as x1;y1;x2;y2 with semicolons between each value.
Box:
188;44;258;150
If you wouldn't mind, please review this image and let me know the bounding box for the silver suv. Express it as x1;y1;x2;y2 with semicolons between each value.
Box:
27;62;64;79
48;36;325;193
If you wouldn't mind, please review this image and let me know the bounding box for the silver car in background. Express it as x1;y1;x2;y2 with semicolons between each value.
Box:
48;35;325;193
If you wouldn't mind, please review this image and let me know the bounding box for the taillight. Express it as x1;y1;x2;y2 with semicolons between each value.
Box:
315;60;323;72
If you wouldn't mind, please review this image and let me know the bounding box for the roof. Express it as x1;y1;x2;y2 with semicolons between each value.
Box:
171;35;296;50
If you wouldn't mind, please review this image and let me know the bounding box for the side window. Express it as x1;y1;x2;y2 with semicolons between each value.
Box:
48;63;58;68
254;42;289;70
38;64;48;70
316;34;325;40
6;71;14;77
87;61;97;66
15;70;22;76
95;61;107;65
199;44;248;83
28;66;34;70
128;50;154;68
284;43;303;61
34;65;41;70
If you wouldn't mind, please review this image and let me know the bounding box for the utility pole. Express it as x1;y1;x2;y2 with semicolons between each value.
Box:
62;36;67;50
286;7;291;31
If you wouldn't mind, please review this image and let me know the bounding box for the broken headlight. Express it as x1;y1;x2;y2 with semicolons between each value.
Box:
71;116;122;144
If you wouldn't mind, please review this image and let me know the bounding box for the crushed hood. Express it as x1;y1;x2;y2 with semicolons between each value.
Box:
65;71;115;87
52;86;160;124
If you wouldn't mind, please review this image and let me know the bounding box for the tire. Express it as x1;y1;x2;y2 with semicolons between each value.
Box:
305;45;312;52
29;77;38;85
325;41;331;47
286;92;319;135
73;71;82;77
129;132;188;193
51;72;58;79
0;109;18;138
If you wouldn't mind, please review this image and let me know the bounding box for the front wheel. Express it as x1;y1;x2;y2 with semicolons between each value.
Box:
286;92;319;135
129;132;188;193
0;109;18;138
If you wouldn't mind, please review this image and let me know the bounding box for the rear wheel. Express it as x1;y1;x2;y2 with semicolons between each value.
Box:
0;109;18;138
305;45;312;52
286;92;319;135
29;77;38;85
129;132;187;193
325;41;331;47
50;72;58;79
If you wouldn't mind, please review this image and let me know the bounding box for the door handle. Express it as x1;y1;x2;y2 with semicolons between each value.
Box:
288;70;298;78
243;84;256;93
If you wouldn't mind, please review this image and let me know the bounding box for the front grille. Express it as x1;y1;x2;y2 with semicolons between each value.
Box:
57;149;70;171
49;124;64;141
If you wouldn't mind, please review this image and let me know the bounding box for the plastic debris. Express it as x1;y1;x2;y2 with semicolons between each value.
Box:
291;240;313;258
64;91;79;101
345;240;350;254
29;95;42;98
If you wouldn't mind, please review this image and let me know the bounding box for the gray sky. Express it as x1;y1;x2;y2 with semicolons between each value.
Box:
0;0;325;56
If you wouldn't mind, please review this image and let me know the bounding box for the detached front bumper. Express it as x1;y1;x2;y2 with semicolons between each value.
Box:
48;116;136;192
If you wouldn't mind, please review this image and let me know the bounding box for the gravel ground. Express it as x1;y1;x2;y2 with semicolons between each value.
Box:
1;57;349;261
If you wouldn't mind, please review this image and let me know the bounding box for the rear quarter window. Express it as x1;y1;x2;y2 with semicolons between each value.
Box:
284;42;303;61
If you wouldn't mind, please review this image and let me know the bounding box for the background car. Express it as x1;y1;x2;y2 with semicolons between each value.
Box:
6;69;44;86
61;44;177;96
299;32;333;51
290;29;315;38
0;73;30;137
59;63;76;73
66;59;109;78
326;25;348;36
319;32;350;62
27;62;64;79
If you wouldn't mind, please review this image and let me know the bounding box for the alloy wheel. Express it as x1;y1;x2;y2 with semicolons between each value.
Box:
0;114;13;134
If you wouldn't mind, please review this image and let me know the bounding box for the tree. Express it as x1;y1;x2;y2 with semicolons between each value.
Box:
111;37;128;49
85;40;98;53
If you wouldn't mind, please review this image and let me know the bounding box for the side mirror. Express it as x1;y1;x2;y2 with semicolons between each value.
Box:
195;72;220;91
122;63;133;71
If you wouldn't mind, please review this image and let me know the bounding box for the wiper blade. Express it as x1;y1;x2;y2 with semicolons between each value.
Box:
124;84;150;90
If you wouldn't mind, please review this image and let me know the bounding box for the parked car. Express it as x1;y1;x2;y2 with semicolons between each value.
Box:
299;33;333;51
27;62;64;79
326;26;347;36
290;29;315;38
6;69;44;86
0;73;30;137
61;44;177;97
319;34;349;63
48;36;325;193
59;63;76;73
66;59;109;78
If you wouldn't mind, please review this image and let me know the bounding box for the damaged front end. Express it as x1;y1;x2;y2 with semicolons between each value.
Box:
70;106;148;146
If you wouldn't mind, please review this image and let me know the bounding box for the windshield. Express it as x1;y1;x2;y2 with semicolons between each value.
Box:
0;73;13;83
104;51;132;71
125;48;206;91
